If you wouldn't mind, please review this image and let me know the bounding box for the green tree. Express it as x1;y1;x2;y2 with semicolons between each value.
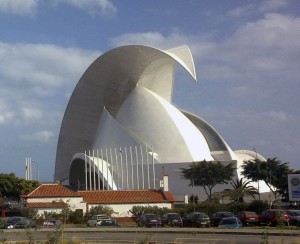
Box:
242;158;293;199
0;173;16;198
69;209;84;224
181;160;235;201
0;173;39;200
222;178;259;203
17;178;39;195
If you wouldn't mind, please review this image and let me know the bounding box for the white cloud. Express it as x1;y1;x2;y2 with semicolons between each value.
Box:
228;0;287;17
0;42;100;97
21;107;43;122
259;0;287;12
21;130;55;142
55;0;117;16
110;32;190;50
192;13;300;83
228;4;256;18
0;42;100;129
0;0;38;15
0;111;15;125
111;12;300;86
0;0;117;16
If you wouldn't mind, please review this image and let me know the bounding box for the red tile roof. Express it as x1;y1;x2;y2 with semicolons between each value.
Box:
26;202;66;209
22;184;79;198
164;191;176;202
22;184;175;205
78;189;175;204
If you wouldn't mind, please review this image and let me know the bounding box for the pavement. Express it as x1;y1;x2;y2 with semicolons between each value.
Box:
31;226;300;237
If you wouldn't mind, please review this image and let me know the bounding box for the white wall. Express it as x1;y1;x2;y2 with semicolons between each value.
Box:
88;203;172;217
27;196;87;214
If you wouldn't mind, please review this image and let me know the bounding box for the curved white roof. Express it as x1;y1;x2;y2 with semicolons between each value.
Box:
55;45;201;181
54;44;264;191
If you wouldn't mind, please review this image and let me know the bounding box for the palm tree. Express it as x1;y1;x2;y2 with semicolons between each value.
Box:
223;178;259;203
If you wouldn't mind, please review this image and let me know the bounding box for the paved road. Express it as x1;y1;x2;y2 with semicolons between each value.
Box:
2;227;300;243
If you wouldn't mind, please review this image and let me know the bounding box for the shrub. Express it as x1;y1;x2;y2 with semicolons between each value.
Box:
69;209;84;224
85;205;114;221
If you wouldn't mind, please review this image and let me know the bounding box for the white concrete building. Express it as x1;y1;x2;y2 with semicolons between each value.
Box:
53;45;269;200
21;183;174;218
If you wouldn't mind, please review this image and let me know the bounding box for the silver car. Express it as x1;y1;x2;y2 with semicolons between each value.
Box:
87;214;111;227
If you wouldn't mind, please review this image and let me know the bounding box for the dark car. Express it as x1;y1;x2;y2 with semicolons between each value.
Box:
211;212;235;226
236;211;259;226
137;214;162;227
43;219;62;228
5;217;36;229
259;209;289;226
182;212;210;228
286;210;300;225
161;213;183;227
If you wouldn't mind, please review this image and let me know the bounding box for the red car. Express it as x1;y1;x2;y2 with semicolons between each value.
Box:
259;209;289;226
237;211;259;226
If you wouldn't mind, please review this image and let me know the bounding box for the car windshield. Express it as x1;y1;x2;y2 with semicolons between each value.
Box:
7;218;21;224
290;211;300;216
225;213;234;217
146;214;158;219
221;218;237;225
195;213;208;218
167;214;180;219
245;212;257;216
97;215;109;219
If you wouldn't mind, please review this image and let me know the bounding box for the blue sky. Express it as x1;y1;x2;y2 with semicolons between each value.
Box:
0;0;299;181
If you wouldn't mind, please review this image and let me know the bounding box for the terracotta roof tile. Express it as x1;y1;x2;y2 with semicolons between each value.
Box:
164;191;176;202
78;189;175;204
27;202;66;209
22;184;175;205
23;184;79;198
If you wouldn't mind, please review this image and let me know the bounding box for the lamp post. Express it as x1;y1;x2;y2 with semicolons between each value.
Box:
32;160;39;182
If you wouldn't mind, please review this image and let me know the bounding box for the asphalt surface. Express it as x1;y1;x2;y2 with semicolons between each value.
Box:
3;226;300;235
2;227;300;243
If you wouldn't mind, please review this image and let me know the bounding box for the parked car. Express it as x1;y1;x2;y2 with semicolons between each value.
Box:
218;217;243;229
182;212;210;228
96;219;119;227
286;210;300;225
5;217;36;229
211;212;235;227
236;211;259;226
161;213;183;227
42;219;62;228
87;214;112;227
259;209;289;226
137;214;162;227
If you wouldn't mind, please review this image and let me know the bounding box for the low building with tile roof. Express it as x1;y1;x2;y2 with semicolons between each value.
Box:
21;182;175;217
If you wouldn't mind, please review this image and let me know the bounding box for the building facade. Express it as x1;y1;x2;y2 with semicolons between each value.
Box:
54;45;269;199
